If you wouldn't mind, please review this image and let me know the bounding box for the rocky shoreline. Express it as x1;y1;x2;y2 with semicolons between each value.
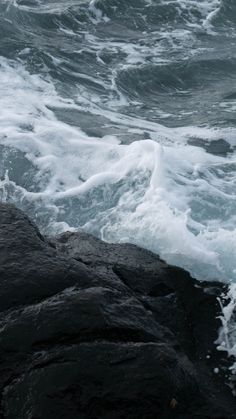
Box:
0;203;235;418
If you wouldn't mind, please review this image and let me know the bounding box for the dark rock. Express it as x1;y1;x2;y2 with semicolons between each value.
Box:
188;138;232;156
0;203;235;419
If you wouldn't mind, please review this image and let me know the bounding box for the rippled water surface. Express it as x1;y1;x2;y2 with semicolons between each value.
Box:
0;0;236;282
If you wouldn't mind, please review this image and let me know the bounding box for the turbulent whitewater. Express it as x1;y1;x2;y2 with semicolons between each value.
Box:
0;0;236;283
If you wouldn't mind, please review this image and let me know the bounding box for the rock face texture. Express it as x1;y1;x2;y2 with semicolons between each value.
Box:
0;203;235;419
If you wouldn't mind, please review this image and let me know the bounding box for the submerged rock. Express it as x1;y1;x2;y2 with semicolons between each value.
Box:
0;203;235;419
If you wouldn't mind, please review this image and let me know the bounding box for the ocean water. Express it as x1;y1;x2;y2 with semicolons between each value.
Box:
0;0;236;285
1;0;236;378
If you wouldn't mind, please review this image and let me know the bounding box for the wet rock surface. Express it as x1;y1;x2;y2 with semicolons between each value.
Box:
0;203;235;419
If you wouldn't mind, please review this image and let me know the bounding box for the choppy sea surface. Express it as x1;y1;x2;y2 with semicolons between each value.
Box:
0;0;236;285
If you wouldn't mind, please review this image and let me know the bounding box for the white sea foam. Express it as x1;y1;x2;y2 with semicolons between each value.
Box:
217;284;236;387
0;56;236;283
89;0;110;24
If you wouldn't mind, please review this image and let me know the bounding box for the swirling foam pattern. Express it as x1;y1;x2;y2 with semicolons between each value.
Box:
0;0;236;283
